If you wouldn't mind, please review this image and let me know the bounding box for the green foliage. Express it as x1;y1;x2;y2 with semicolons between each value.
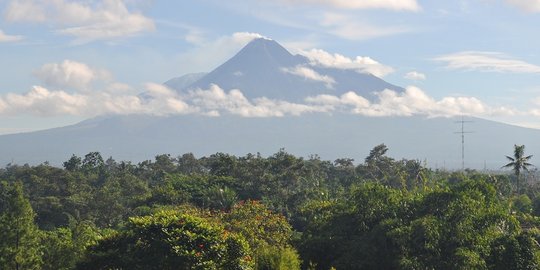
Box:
299;178;532;270
487;232;540;270
40;222;102;270
513;194;533;214
150;174;238;210
0;181;42;269
77;210;252;270
63;154;82;172
222;200;300;269
2;148;540;269
223;200;293;250
255;245;301;270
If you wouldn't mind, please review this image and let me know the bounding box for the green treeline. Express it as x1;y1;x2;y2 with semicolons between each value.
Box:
1;145;540;269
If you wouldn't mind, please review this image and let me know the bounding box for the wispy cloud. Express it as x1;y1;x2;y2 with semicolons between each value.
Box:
434;51;540;73
4;0;154;43
272;0;421;11
404;71;426;81
320;12;413;41
505;0;540;13
300;48;394;77
0;29;23;42
282;66;336;88
154;20;206;45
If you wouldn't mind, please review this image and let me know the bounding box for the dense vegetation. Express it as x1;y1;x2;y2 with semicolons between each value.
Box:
2;144;540;269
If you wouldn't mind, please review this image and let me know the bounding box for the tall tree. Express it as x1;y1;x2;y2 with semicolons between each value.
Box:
0;181;42;269
503;144;533;193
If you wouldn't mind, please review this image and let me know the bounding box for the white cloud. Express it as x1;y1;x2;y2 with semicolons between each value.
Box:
186;84;322;117
306;86;516;118
300;48;394;77
0;83;527;120
282;65;336;88
306;92;370;111
0;29;23;42
0;86;88;116
434;51;540;73
0;81;322;118
320;12;412;41
4;0;154;43
0;83;191;117
404;71;426;80
505;0;540;12
274;0;421;11
34;60;112;90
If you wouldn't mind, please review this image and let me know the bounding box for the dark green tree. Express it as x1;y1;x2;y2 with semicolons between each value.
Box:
63;154;82;172
0;181;42;269
82;152;104;171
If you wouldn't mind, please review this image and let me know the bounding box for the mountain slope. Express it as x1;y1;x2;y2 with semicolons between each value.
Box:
167;38;403;101
164;72;207;90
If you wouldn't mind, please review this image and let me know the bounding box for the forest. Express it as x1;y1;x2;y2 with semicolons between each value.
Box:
1;144;540;270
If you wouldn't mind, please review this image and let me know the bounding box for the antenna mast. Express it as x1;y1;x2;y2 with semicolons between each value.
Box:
454;116;474;171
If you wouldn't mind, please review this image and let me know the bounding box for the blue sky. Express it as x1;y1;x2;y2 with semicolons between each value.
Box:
1;0;540;133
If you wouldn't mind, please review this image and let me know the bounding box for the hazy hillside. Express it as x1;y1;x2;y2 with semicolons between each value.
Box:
1;113;538;169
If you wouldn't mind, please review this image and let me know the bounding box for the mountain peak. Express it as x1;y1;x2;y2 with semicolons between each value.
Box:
173;37;403;101
234;38;295;64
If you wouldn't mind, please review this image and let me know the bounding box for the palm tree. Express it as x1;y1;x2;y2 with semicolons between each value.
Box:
503;144;533;194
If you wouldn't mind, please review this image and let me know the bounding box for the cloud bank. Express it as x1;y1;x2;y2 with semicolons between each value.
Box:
0;83;520;120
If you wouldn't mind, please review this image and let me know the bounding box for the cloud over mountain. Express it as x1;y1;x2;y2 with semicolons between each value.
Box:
282;66;336;88
300;48;394;77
